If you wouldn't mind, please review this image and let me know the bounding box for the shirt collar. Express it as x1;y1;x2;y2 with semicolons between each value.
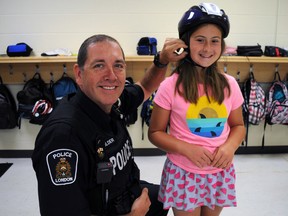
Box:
73;90;114;131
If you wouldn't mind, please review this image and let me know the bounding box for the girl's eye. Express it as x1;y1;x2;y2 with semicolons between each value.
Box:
196;38;204;43
212;39;220;43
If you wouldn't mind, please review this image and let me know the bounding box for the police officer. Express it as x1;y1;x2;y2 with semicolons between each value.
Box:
32;34;186;215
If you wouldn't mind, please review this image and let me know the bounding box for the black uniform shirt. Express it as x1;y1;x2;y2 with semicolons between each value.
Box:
32;84;144;216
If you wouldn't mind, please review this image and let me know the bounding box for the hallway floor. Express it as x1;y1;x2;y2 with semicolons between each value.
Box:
1;154;288;216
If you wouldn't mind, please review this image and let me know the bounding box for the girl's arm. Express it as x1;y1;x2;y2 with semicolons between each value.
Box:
148;103;214;168
211;105;246;168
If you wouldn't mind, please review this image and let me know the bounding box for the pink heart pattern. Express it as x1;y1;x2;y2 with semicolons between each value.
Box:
158;159;237;212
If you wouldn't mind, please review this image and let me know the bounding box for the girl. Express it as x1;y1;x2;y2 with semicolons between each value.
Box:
148;3;246;216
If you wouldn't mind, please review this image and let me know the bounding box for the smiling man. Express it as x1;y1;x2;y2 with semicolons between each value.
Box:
31;34;181;216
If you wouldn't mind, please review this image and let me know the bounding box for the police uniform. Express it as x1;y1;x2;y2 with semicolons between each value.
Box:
32;84;168;216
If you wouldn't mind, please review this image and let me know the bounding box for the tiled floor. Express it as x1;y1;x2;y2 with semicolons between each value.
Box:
1;154;288;216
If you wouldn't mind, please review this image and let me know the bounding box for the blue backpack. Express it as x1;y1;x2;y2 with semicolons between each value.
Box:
52;75;77;106
265;71;288;125
140;91;156;139
137;37;157;55
262;71;288;147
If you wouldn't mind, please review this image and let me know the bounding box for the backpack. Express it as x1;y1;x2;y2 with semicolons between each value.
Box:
140;91;156;139
242;70;266;126
265;71;288;125
0;76;18;129
52;74;77;107
136;37;157;55
17;72;53;127
123;77;138;126
237;44;263;56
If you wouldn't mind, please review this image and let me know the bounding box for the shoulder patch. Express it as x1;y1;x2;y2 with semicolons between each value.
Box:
46;149;78;186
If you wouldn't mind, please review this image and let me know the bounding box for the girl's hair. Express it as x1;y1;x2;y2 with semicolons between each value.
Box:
173;28;231;105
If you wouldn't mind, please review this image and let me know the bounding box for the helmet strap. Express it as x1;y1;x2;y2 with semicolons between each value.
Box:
184;57;206;69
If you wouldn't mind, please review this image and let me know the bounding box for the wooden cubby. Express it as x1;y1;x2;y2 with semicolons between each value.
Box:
0;56;288;84
0;56;155;84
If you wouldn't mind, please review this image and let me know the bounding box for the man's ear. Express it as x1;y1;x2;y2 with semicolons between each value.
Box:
73;64;82;86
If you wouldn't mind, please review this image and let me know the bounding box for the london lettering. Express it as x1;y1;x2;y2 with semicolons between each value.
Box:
55;177;73;183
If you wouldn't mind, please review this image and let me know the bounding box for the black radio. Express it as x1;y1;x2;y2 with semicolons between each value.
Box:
96;162;113;184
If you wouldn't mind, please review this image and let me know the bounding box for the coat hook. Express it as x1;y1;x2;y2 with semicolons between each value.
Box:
236;70;240;82
275;64;279;73
50;72;54;82
9;64;13;75
249;64;253;73
23;72;27;82
224;63;227;74
63;64;67;75
35;64;40;74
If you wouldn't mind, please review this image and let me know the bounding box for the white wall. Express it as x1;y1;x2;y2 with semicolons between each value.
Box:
1;0;288;151
1;0;288;56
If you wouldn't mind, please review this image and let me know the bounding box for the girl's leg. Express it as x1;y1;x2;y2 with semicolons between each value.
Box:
201;206;223;216
172;207;201;216
172;206;223;216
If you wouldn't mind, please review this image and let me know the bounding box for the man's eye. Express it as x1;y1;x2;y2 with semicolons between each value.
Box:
94;64;104;69
114;63;126;70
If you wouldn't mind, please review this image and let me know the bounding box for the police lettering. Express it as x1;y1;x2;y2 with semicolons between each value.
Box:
53;152;72;159
109;140;131;175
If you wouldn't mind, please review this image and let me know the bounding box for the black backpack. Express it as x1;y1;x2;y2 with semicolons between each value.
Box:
17;73;53;127
123;77;138;126
0;76;18;129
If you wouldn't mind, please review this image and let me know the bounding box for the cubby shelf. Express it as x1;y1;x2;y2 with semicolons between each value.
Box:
0;56;288;84
1;55;288;63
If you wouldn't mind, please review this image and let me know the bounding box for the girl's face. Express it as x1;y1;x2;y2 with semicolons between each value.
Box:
189;24;222;68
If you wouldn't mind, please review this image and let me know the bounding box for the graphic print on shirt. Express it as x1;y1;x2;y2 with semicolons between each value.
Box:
186;95;228;138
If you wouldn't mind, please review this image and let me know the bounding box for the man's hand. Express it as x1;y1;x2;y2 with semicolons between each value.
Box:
159;38;188;64
127;188;151;216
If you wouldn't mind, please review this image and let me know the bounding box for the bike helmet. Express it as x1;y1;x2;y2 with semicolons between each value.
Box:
178;3;230;39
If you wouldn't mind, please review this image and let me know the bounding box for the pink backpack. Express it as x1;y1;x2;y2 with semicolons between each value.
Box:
265;72;288;125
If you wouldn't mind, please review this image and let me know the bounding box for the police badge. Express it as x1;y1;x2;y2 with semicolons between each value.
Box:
46;149;78;186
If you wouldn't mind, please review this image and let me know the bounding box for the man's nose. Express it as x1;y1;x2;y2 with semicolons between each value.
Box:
105;66;118;80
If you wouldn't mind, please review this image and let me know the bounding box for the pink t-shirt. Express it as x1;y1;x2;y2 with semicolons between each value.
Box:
154;73;244;174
